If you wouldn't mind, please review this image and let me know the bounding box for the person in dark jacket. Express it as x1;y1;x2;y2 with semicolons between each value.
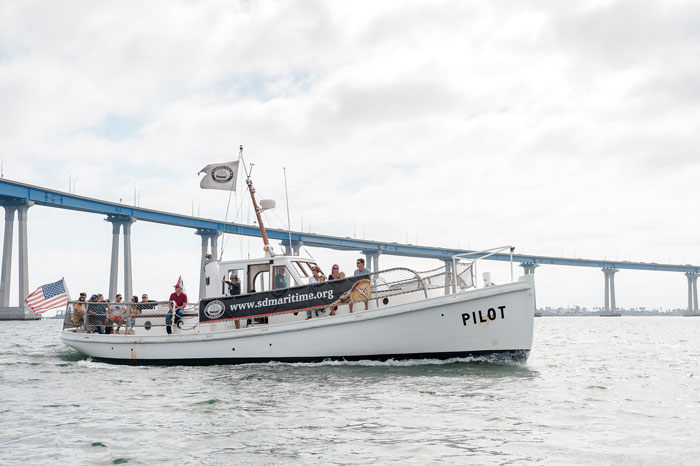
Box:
223;274;241;296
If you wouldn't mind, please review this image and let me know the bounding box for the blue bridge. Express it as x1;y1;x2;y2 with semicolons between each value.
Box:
1;178;699;319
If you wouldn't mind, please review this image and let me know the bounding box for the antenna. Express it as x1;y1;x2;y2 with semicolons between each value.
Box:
1;156;4;178
283;167;293;255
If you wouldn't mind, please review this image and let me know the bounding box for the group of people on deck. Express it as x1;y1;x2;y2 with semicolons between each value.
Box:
70;292;156;334
70;283;188;335
306;257;372;319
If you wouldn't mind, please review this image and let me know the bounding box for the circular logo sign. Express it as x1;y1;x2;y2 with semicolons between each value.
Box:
204;300;226;320
211;166;234;184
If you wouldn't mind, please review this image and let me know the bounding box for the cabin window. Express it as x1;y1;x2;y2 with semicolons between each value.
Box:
223;268;242;296
293;261;308;277
253;270;269;293
273;265;297;289
304;262;322;276
247;264;269;293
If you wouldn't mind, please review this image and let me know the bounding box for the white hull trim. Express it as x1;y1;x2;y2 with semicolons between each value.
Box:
62;276;535;364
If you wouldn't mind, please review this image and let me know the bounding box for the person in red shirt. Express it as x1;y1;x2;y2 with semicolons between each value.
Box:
166;284;188;335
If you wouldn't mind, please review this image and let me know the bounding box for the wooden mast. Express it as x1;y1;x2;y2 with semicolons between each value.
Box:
240;146;273;256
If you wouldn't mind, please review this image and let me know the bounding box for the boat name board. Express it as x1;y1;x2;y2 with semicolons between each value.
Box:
200;276;364;322
461;306;506;326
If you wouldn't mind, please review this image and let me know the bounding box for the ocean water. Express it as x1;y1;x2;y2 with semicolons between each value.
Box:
1;317;698;465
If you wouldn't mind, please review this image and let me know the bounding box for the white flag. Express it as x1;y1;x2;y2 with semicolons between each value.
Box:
199;161;239;190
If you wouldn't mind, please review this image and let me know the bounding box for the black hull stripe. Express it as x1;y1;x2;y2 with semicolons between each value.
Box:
86;349;530;366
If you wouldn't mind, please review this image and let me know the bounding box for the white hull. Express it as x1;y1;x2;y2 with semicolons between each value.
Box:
61;276;535;364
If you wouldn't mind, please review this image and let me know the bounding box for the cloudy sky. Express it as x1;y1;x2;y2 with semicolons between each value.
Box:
1;0;699;310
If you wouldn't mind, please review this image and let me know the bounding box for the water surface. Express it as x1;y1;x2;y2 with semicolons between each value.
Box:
1;317;698;465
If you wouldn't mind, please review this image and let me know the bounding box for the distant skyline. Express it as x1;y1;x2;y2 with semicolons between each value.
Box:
1;0;699;309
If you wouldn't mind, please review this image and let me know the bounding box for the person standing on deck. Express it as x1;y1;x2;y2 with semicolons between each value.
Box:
223;274;242;329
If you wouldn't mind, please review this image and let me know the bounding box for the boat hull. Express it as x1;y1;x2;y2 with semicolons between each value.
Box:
61;276;535;365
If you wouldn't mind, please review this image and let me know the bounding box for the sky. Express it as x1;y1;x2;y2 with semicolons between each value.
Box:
1;0;699;310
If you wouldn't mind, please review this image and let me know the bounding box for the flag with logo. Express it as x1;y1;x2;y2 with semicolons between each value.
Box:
25;278;70;314
199;161;239;191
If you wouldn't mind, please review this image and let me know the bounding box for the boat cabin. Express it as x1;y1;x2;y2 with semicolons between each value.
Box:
204;255;322;299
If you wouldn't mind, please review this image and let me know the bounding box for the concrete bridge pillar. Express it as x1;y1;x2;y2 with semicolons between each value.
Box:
123;220;134;301
0;205;17;307
17;203;32;316
0;201;36;319
601;268;621;316
196;229;221;300
106;216;135;302
108;220;120;301
284;241;302;257
362;251;380;273
684;272;700;316
520;262;538;275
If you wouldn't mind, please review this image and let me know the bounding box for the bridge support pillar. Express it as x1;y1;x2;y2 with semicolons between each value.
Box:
106;216;135;302
285;241;302;257
520;262;538;275
0;201;36;320
601;268;621;316
0;205;16;307
196;229;221;300
123;220;134;301
683;272;700;316
17;203;32;317
363;251;380;273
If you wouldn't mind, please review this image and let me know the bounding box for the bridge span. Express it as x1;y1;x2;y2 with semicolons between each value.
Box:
1;178;698;319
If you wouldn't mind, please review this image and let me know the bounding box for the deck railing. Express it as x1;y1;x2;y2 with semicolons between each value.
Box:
452;245;515;292
62;301;198;333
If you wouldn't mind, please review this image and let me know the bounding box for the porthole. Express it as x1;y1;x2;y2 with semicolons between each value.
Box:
144;321;152;330
382;298;389;305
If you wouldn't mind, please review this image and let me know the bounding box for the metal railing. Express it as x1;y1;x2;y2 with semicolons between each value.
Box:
452;245;515;292
61;264;479;333
62;301;198;333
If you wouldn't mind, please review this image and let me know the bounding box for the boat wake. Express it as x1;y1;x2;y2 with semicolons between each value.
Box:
256;354;528;368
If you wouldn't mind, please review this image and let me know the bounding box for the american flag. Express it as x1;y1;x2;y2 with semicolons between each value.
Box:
25;278;70;314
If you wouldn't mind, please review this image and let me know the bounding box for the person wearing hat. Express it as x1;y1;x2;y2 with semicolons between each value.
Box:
72;292;87;327
166;283;188;335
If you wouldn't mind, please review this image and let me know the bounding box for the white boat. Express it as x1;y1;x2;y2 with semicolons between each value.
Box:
61;154;536;364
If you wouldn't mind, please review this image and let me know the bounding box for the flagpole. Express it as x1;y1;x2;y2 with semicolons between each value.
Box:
62;277;72;301
283;167;293;256
219;146;242;261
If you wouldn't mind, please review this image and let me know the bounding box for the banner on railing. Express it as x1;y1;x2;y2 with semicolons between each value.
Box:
199;276;366;322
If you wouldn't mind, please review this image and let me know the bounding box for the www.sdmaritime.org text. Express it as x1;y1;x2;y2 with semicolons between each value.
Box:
229;290;336;311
